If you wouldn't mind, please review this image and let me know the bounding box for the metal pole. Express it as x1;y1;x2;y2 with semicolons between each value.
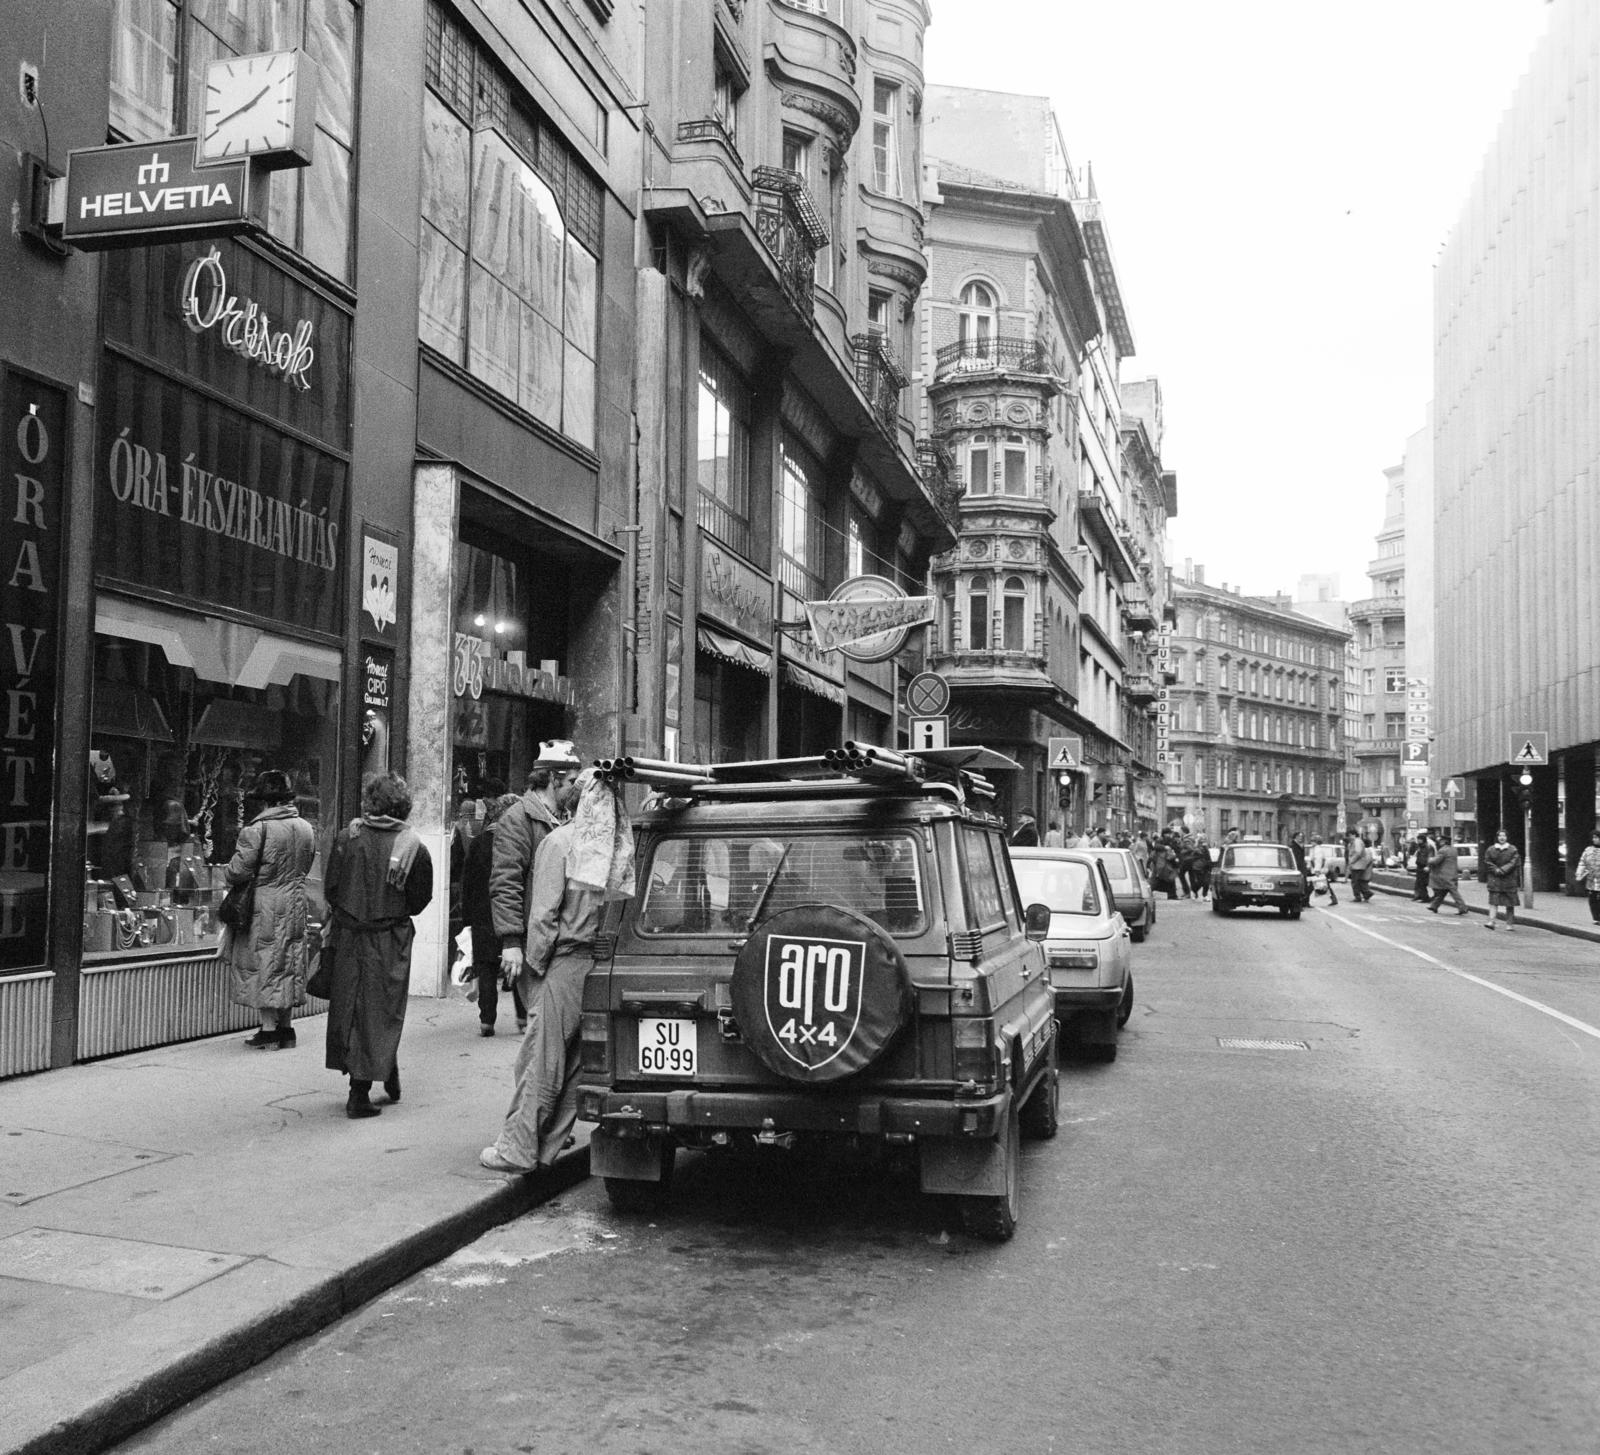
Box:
1524;800;1535;909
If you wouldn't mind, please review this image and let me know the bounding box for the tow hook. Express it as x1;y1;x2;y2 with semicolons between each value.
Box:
600;1105;645;1137
717;1007;742;1042
754;1116;794;1150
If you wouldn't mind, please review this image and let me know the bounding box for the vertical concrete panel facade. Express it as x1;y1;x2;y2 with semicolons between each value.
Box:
1434;0;1600;793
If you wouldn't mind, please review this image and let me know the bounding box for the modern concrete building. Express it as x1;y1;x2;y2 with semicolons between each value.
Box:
1163;570;1348;844
1434;0;1599;891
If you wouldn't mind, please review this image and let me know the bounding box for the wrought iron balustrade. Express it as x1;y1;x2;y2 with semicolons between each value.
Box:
933;334;1050;381
697;490;753;560
851;333;908;434
753;166;827;319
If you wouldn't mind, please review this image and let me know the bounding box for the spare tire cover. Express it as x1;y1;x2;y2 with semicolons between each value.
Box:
732;903;913;1084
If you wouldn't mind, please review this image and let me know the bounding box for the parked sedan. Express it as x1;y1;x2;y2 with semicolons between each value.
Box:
1009;848;1133;1060
1213;842;1308;918
1081;846;1156;942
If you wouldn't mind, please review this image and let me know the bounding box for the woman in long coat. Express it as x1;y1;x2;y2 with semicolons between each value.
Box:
225;768;316;1051
322;771;433;1118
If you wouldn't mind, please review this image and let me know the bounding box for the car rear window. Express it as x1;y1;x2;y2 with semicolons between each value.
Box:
1227;846;1295;870
635;832;925;936
1092;853;1130;882
1011;858;1102;916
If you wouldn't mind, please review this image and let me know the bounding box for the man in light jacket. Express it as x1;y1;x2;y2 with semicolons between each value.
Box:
1347;836;1375;902
488;740;581;1026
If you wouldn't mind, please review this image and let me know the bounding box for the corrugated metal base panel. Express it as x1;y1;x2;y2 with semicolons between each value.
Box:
78;956;329;1061
0;973;53;1079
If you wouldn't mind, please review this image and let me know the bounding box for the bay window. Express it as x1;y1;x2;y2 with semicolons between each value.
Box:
1002;576;1027;651
871;79;900;194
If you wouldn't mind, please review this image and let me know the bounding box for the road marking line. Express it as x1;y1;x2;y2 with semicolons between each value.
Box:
1326;913;1600;1042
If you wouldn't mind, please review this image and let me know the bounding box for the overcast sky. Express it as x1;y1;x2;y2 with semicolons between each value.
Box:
923;0;1553;603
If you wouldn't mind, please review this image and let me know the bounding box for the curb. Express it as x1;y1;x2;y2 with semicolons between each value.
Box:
7;1149;590;1455
1369;879;1600;945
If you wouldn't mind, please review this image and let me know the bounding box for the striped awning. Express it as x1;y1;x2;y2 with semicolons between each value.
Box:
697;625;772;676
782;659;844;705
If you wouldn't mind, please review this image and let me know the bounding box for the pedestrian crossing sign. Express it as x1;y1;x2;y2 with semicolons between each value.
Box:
1047;736;1083;770
1508;732;1548;765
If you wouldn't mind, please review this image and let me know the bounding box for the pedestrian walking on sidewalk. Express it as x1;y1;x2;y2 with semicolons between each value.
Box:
1426;833;1470;915
464;791;526;1036
1576;831;1600;924
481;769;635;1173
225;768;316;1051
490;741;580;1034
1482;828;1522;932
322;772;434;1118
1347;836;1375;902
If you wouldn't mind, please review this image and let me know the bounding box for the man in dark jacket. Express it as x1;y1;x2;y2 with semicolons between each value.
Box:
1009;813;1040;846
489;740;581;1025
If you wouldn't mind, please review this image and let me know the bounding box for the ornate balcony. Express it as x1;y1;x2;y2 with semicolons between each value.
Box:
1124;670;1157;703
753;166;827;320
675;116;744;173
852;333;908;436
933;334;1050;383
1122;582;1159;631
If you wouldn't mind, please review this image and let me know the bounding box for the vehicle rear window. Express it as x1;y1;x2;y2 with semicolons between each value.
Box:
1227;846;1295;870
1093;854;1130;882
1011;858;1102;916
958;826;1007;930
635;832;925;936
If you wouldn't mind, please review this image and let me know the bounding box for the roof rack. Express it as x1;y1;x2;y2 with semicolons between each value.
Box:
594;742;1020;808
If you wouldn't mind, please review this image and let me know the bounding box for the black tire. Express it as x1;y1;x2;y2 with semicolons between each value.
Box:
1288;907;1302;920
1019;1060;1059;1140
959;1099;1021;1242
1117;972;1134;1028
1089;1040;1118;1063
603;1142;675;1215
1212;898;1230;915
731;904;912;1083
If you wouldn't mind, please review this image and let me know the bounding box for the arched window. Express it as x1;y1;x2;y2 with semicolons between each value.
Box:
1001;432;1030;496
1003;575;1027;651
968;574;990;651
957;282;997;362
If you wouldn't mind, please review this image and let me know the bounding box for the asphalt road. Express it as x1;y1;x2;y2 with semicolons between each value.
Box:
118;897;1600;1455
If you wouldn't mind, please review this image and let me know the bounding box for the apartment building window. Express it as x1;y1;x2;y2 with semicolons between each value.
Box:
846;508;884;580
420;5;603;449
1001;434;1032;496
1249;666;1259;695
867;289;891;337
782;129;834;289
109;0;360;282
1384;713;1406;739
966;435;992;494
957;283;997;358
871;79;901;194
713;62;741;146
1384;668;1406;693
1002;576;1028;651
940;578;957;653
968;575;991;651
778;434;827;598
696;339;752;557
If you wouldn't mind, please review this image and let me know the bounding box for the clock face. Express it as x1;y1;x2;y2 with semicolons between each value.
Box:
200;50;300;162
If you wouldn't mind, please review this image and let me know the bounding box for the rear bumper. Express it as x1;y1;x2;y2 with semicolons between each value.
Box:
576;1083;1010;1140
1052;985;1123;1015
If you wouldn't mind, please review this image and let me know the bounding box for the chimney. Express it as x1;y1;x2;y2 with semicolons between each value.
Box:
1193;563;1205;585
1183;557;1193;583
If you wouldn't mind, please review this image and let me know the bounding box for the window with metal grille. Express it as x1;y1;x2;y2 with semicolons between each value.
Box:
778;434;826;598
696;339;752;557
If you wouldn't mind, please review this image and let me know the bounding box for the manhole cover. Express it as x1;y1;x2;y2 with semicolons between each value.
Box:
1217;1037;1311;1051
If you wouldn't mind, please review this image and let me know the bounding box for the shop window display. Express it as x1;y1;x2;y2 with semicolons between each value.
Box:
86;634;336;959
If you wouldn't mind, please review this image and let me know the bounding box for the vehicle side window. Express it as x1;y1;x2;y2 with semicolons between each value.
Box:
986;831;1022;929
958;825;1006;930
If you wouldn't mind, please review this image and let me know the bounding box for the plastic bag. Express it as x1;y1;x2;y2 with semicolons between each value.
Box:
451;926;475;997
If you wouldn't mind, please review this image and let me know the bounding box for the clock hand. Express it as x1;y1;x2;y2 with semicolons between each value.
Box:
214;84;271;129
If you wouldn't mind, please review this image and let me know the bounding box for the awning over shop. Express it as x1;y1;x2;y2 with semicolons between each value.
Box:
782;659;844;705
697;625;772;676
96;595;341;689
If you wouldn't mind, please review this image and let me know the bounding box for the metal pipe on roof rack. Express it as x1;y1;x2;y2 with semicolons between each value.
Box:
683;781;911;802
707;756;835;779
617;756;716;780
607;766;716;790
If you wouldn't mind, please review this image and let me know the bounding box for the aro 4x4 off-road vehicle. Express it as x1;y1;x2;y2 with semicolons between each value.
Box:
575;744;1060;1241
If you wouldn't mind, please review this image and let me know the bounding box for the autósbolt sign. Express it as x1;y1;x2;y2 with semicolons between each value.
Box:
803;575;934;661
62;137;252;250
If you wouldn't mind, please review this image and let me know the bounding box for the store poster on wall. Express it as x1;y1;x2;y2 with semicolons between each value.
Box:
360;524;401;646
361;648;393;779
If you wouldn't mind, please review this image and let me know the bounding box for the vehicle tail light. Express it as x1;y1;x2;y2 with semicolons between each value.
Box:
579;1012;611;1074
952;1017;999;1086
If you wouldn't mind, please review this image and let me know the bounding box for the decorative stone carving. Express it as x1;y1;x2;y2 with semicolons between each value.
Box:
966;538;989;558
865;257;924;289
685;244;713;299
1006;402;1033;424
780;92;855;142
967;402;991;424
1007;539;1028;560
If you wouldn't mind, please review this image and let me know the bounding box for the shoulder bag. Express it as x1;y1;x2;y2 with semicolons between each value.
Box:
218;822;273;931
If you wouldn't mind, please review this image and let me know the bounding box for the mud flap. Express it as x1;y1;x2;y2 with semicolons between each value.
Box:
591;1129;672;1182
919;1126;1012;1197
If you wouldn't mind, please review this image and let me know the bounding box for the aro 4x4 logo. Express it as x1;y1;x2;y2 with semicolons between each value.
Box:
764;935;866;1070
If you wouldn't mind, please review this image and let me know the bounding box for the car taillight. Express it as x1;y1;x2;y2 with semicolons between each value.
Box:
952;1017;999;1086
579;1012;611;1074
